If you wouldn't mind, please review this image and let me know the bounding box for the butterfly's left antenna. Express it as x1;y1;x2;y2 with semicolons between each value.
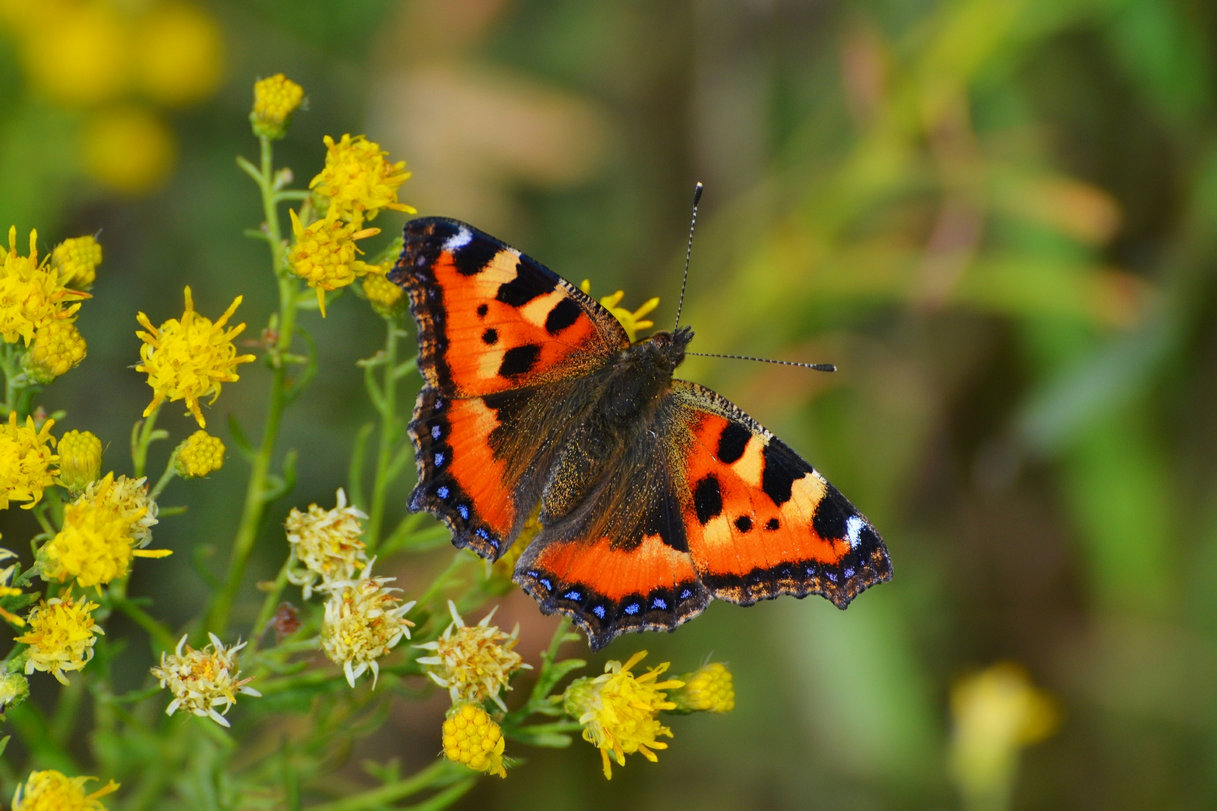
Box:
672;181;703;332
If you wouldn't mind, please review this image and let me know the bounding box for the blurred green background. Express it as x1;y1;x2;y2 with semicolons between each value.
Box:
4;0;1217;808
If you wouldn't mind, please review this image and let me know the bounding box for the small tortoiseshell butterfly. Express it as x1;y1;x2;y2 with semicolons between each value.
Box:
389;217;892;650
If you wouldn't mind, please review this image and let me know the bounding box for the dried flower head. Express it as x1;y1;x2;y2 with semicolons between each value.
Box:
416;601;530;711
284;488;369;599
150;633;261;727
320;563;415;688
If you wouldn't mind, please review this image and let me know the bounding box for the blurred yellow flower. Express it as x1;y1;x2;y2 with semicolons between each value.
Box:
416;601;530;711
135;286;256;428
21;3;129;107
288;209;381;317
16;594;104;685
11;769;119;811
579;280;658;343
950;662;1058;811
52;234;103;290
442;703;507;779
56;429;103;492
320;563;415;688
561;650;683;780
133;2;225;107
151;632;260;727
81;106;178;195
0;412;58;510
310;134;415;225
40;473;167;589
174;429;225;478
251;73;305;140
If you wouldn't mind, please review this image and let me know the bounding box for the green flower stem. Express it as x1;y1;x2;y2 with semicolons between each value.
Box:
208;135;298;636
364;318;401;549
308;759;473;811
244;558;293;657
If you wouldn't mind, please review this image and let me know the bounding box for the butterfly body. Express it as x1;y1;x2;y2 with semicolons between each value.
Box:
391;217;891;650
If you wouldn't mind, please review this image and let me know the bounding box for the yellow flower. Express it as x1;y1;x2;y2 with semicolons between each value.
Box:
950;662;1059;811
1;546;28;626
150;632;260;727
81;106;178;196
309;133;416;225
11;769;119;811
442;703;508;779
284;488;369;599
135;286;256;428
0;412;58;510
671;662;735;713
0;671;30;710
250;73;305;139
25;317;87;382
320;562;415;688
40;473;167;589
0;226;86;347
579;280;659;343
360;268;405;318
561;650;683;780
56;429;103;492
52;234;103;290
132;3;225;107
288;210;381;317
416;601;530;712
16;595;104;685
174;429;225;478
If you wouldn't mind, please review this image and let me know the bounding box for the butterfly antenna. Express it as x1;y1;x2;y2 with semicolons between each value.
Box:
687;351;836;373
672;181;703;331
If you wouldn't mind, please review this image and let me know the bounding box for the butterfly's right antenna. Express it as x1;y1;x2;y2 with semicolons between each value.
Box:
672;181;703;331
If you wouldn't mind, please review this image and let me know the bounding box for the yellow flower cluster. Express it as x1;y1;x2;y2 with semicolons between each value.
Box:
416;601;530;712
287;212;381;317
250;73;305;139
40;473;167;589
52;235;103;289
360;266;406;318
442;703;508;779
11;769;119;811
135;286;256;428
320;563;415;688
286;127;414;318
0;412;59;510
561;651;684;780
174;429;225;478
1;226;91;381
15;595;104;685
150;633;260;728
57;429;103;492
672;662;735;713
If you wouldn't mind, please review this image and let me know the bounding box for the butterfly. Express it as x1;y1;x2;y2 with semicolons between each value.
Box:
388;217;892;650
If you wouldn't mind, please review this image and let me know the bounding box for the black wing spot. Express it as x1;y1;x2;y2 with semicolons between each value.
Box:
760;445;797;506
734;515;753;533
765;517;780;531
481;328;498;345
717;421;751;464
812;484;849;540
545;298;582;335
453;239;499;276
499;344;541;378
476;303;489;318
693;475;723;525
